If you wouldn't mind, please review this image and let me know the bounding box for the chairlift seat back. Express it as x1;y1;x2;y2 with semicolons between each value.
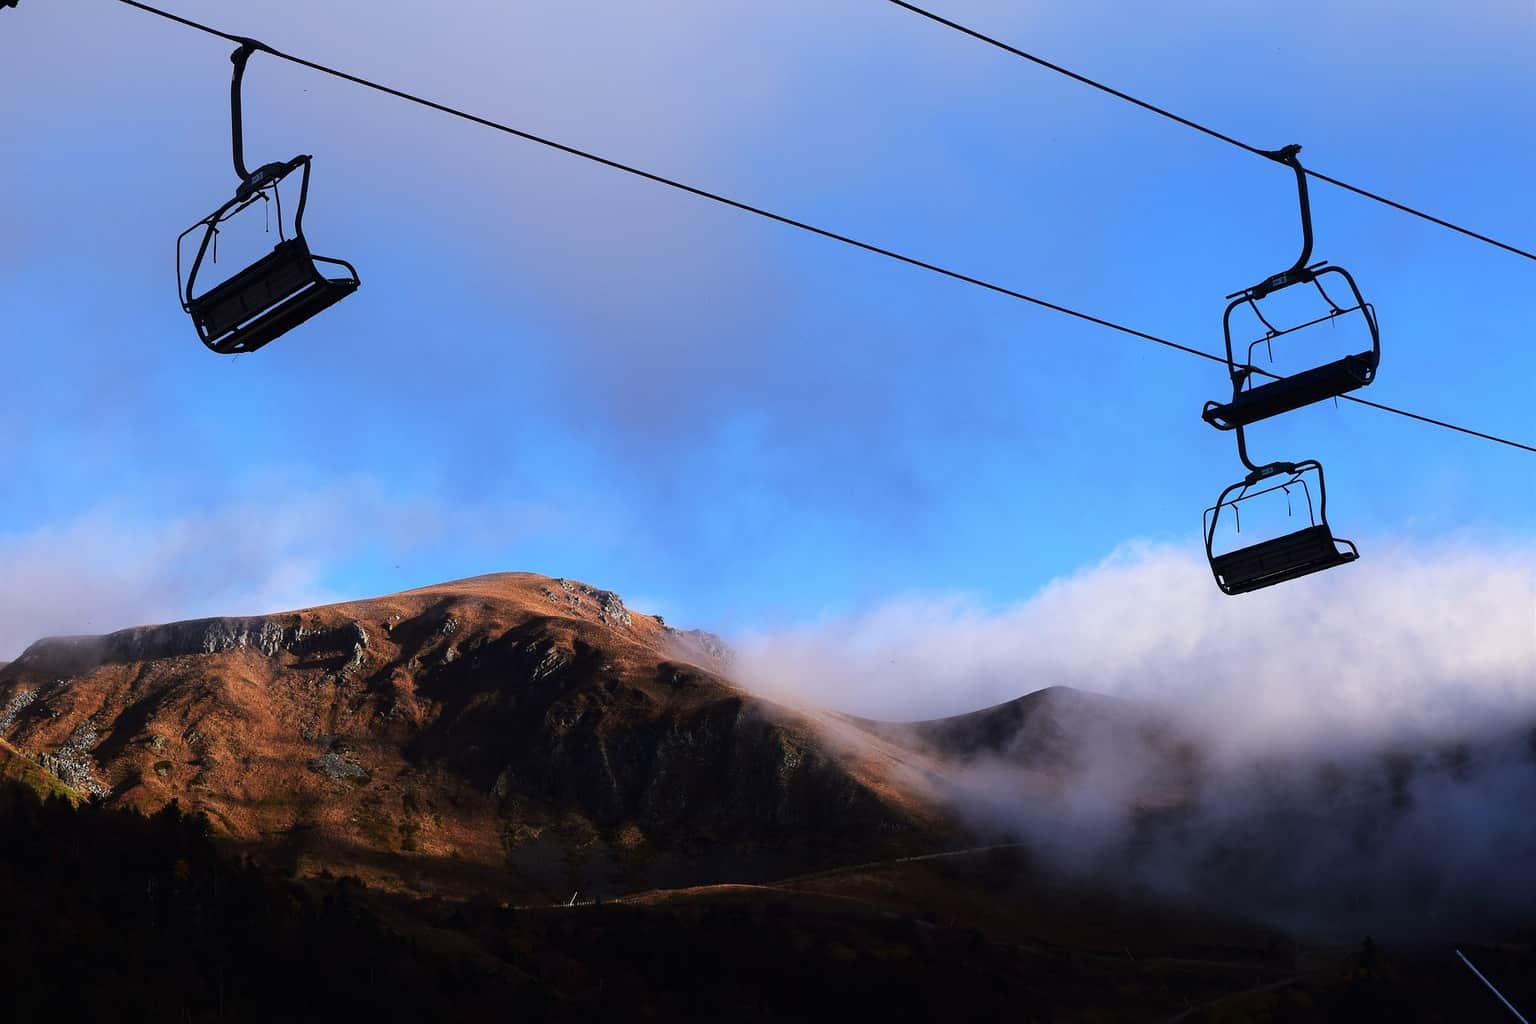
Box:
1210;523;1358;595
1202;351;1377;430
187;236;358;355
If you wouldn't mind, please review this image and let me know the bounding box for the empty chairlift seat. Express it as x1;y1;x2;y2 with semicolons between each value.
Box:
178;156;359;355
1204;460;1358;596
1201;144;1380;432
1209;522;1357;595
177;43;358;355
1202;264;1379;431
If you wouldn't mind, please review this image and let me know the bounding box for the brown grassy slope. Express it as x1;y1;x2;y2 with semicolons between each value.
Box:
0;573;958;899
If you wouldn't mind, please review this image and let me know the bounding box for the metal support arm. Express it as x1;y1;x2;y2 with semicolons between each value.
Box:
229;39;289;200
1246;144;1315;299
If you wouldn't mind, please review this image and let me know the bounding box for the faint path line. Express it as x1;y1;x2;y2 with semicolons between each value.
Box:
779;842;1033;885
530;842;1033;910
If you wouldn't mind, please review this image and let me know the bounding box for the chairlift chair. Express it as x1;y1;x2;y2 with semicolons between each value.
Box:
1202;146;1379;432
177;41;358;355
1203;459;1358;596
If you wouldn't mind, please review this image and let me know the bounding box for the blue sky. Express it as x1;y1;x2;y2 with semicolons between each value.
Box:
0;0;1532;669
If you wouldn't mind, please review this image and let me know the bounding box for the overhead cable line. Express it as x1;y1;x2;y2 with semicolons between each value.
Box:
109;0;1535;456
888;0;1536;265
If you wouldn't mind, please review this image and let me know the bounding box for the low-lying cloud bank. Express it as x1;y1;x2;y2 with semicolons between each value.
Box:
735;539;1536;752
735;540;1536;937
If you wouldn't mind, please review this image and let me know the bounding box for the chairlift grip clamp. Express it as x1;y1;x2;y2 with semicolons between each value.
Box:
1245;461;1297;485
1256;143;1303;166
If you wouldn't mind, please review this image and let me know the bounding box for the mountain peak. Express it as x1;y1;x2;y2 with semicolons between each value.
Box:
0;571;953;900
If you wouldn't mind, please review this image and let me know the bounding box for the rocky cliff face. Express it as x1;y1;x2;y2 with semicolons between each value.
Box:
0;573;953;899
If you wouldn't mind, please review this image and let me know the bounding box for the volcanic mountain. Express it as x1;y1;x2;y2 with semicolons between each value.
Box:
0;573;959;899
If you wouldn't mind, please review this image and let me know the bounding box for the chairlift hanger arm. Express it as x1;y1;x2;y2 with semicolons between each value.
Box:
1243;145;1315;299
230;40;258;183
1234;423;1265;474
229;38;300;200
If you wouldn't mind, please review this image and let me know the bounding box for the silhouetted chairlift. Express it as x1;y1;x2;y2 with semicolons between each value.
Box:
1202;145;1379;432
177;41;358;355
1204;459;1357;596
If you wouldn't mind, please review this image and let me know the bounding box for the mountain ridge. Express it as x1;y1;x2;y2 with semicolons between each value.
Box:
0;572;960;900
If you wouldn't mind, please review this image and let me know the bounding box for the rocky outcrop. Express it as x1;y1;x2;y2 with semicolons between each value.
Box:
0;685;41;736
6;617;373;679
39;727;109;798
539;578;634;627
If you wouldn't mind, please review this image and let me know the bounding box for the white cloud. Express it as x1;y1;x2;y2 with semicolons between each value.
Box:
734;539;1536;935
0;480;546;659
734;538;1536;752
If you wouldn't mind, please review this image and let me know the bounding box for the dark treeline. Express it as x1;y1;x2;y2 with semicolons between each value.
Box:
2;779;1531;1022
0;782;536;1022
0;779;1046;1021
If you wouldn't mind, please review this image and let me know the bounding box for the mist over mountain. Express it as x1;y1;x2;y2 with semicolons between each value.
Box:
732;542;1536;940
900;686;1536;940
